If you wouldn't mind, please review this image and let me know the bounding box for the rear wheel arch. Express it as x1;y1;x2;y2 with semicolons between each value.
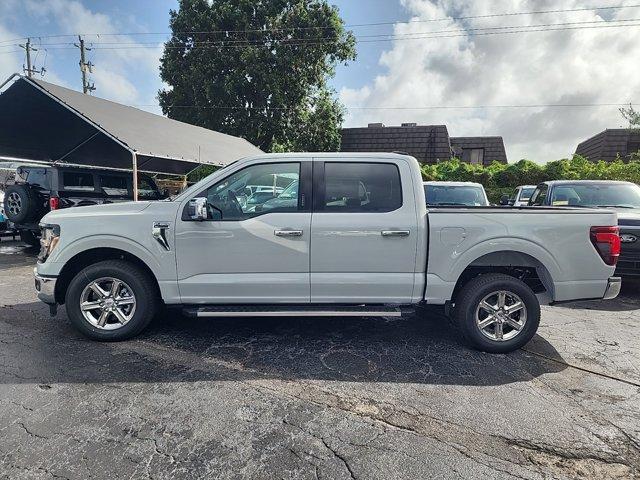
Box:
451;250;555;305
55;247;161;305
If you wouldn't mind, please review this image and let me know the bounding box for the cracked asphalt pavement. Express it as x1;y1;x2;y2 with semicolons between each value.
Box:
1;240;639;479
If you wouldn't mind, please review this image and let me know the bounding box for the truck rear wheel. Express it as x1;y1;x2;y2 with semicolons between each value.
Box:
65;260;158;341
454;273;540;353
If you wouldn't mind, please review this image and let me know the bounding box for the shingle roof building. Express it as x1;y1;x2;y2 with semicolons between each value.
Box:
340;123;508;165
575;129;640;162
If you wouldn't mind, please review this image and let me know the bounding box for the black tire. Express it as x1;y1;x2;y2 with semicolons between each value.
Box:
65;260;158;341
19;229;40;247
453;273;540;353
3;185;38;223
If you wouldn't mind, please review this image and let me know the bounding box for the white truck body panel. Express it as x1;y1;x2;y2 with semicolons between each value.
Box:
37;153;617;308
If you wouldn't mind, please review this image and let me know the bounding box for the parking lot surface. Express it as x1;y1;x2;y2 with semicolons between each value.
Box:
0;240;639;479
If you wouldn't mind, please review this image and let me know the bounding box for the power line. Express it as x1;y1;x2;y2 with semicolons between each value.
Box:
20;17;640;48
1;3;639;45
132;102;636;111
9;20;640;52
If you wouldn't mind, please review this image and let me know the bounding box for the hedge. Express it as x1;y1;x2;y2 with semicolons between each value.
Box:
421;154;640;203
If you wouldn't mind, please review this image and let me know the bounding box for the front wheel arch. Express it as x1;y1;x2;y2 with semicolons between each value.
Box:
55;247;161;305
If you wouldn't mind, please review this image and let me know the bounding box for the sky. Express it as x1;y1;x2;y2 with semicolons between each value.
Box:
0;0;639;163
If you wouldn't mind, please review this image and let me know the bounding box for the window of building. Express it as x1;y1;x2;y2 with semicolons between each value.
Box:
469;149;485;164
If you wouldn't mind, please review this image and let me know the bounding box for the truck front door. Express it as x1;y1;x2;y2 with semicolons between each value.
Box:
310;159;419;303
175;160;312;303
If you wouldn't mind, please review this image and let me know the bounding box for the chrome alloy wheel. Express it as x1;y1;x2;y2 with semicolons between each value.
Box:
79;277;136;330
475;290;527;342
6;192;22;216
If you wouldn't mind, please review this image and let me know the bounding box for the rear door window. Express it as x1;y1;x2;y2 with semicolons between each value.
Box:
321;163;402;212
62;172;95;191
100;175;130;197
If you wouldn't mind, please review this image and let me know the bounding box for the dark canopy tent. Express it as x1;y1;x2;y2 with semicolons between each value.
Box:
0;74;261;196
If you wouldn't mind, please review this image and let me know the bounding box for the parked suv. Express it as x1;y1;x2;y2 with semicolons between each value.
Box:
529;180;640;277
1;162;163;246
424;181;489;206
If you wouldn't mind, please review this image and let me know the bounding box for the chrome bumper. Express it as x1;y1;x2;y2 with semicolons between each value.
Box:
603;276;622;300
33;267;57;304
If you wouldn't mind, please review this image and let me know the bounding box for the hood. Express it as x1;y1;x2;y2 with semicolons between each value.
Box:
41;201;152;224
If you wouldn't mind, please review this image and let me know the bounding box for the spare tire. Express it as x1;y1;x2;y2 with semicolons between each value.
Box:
3;185;38;224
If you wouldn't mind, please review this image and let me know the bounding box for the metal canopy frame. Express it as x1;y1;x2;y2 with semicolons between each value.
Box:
0;74;261;200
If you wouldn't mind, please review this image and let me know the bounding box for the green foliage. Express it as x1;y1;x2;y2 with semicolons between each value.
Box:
187;164;219;182
420;156;640;203
620;103;640;129
159;0;356;153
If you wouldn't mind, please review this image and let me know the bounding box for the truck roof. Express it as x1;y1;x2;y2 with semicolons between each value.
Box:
542;180;636;186
240;152;415;161
424;181;485;188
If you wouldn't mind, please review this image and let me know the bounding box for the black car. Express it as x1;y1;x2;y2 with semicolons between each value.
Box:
529;180;640;277
1;162;163;246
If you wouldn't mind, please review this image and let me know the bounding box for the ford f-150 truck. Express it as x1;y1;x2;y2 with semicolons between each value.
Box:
33;153;622;353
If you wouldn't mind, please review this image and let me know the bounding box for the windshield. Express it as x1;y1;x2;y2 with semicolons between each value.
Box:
550;183;640;208
424;185;488;206
518;187;536;201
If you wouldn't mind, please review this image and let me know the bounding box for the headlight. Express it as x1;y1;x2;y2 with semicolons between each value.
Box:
38;224;60;262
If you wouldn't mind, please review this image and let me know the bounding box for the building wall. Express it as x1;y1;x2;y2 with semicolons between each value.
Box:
340;125;453;164
575;129;640;162
340;124;508;165
449;136;508;164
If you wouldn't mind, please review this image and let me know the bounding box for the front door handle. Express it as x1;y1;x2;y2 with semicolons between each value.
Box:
381;230;410;237
274;229;303;237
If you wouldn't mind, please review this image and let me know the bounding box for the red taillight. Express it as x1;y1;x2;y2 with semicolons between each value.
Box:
590;226;620;266
49;196;59;210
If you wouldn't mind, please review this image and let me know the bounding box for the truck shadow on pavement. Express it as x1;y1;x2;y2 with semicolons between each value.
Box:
0;302;567;387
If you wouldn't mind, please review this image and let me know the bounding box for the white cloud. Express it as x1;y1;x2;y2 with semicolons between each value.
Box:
340;0;640;162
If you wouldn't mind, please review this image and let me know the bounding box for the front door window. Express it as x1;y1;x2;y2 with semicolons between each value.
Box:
204;163;300;220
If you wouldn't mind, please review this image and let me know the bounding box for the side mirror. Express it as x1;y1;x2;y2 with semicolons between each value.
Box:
499;194;511;206
188;197;208;221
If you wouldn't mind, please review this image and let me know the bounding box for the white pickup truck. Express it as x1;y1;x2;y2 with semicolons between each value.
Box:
34;153;622;353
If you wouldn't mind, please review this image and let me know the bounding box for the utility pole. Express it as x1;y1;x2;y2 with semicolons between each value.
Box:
74;36;95;94
19;38;44;77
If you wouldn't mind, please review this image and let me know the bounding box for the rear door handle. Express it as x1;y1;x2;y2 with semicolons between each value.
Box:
381;230;410;237
274;229;303;237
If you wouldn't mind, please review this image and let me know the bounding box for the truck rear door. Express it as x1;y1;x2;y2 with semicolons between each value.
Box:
310;158;419;303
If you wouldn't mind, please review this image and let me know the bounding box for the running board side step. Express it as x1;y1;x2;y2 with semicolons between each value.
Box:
182;305;407;318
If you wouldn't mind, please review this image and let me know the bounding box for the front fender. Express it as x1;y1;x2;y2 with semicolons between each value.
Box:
41;234;164;280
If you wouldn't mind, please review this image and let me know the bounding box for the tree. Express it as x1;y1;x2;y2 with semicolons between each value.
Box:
159;0;356;152
620;103;640;129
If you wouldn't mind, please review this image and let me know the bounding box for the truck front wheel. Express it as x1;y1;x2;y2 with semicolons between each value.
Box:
65;260;158;341
454;273;540;353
